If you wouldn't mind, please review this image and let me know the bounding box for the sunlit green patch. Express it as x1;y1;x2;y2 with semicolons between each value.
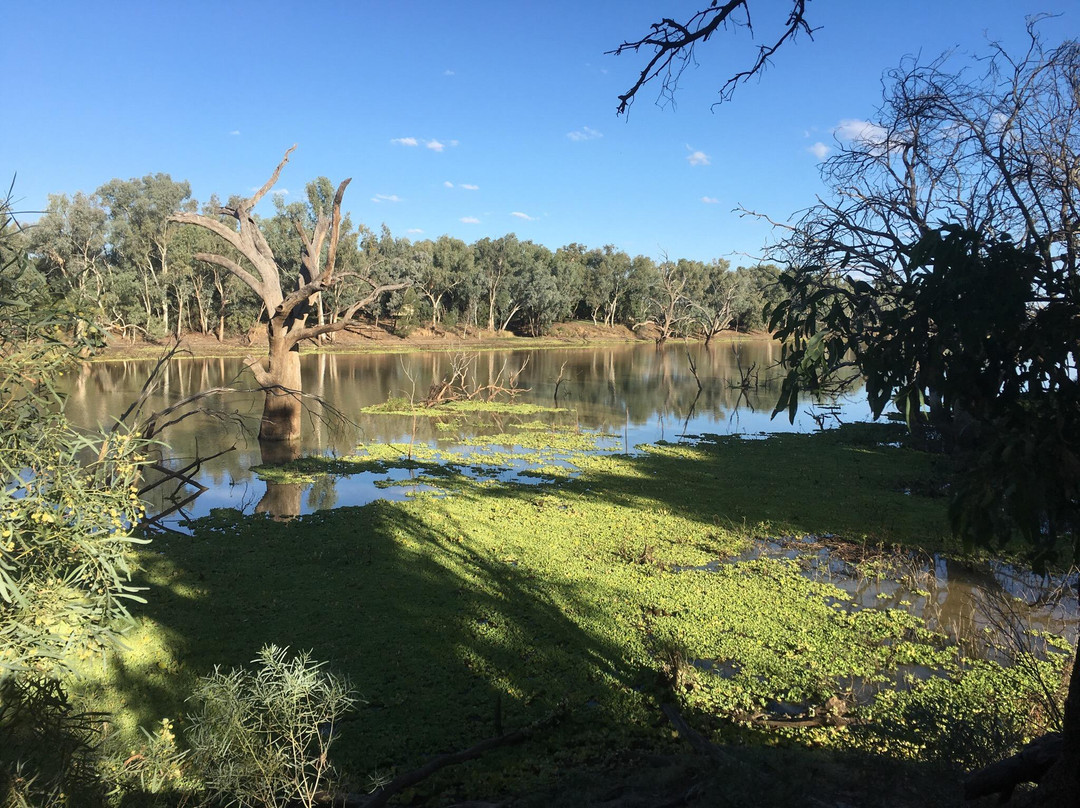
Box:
361;398;568;417
456;429;617;454
76;422;1067;805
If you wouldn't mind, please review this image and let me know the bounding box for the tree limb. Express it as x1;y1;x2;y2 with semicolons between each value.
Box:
285;281;410;346
169;212;248;259
609;1;814;115
246;144;297;210
192;252;266;301
962;732;1063;800
322;178;352;289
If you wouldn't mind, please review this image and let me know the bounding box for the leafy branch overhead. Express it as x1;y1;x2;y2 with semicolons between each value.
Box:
609;0;815;114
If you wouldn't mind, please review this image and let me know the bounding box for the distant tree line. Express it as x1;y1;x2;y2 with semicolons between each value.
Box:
16;175;783;343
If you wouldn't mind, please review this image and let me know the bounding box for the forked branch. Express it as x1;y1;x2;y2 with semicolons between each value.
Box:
609;0;814;114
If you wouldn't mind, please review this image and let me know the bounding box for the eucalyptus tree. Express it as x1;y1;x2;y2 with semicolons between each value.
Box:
422;235;472;327
582;246;633;328
97;174;192;339
731;263;783;331
643;257;698;343
261;179;367;339
624;254;659;327
499;241;563;335
26;192;108;313
170;147;406;443
689;258;737;344
473;234;522;332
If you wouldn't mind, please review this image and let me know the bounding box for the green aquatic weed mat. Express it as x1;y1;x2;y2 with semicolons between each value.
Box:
79;423;1064;803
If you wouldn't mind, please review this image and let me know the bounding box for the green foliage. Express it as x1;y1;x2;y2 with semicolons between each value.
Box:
1;192;151;677
869;656;1067;770
102;718;190;801
770;227;1079;566
186;645;356;808
0;187;158;808
85;423;1022;804
0;676;105;807
26;170;784;339
393;287;422;337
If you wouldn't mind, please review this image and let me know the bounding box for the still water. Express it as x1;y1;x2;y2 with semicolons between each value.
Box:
62;339;1077;651
63;340;867;522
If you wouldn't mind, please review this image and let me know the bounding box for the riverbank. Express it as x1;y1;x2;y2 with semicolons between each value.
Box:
80;419;1071;807
96;321;768;361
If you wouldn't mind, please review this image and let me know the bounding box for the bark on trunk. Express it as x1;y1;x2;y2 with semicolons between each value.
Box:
258;340;303;442
1034;656;1080;805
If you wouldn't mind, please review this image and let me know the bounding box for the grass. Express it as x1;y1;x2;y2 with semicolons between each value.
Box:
77;421;1070;806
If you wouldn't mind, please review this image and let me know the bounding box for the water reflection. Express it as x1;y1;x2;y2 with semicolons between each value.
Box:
700;535;1077;673
63;341;867;522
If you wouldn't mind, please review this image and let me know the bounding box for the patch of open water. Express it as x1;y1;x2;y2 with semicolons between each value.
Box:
676;533;1078;691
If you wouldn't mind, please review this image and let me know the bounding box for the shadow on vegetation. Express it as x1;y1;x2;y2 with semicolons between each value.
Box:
91;423;1010;806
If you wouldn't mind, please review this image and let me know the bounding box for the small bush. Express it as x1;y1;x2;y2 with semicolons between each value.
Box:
103;718;190;802
869;657;1065;770
186;645;356;808
0;676;105;807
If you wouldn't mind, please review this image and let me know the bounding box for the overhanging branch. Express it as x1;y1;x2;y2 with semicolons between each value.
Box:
609;0;815;115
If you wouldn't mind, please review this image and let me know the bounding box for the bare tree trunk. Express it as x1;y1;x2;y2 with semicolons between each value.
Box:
171;146;406;441
256;338;304;443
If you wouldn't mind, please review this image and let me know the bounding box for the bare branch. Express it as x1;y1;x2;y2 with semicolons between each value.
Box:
169;211;248;258
192;252;266;301
609;1;814;115
285;281;411;346
322;178;351;289
716;0;814;109
139;388;241;440
246;144;296;210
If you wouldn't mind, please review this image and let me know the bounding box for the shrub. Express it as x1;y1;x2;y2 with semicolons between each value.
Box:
186;645;356;808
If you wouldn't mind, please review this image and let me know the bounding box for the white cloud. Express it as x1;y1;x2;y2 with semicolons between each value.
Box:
808;141;831;160
444;69;455;76
228;130;241;136
461;183;479;190
426;139;446;152
449;139;459;147
391;137;419;147
444;181;454;188
407;228;424;234
833;119;888;145
460;216;480;224
567;126;603;142
686;146;711;166
511;211;537;221
701;196;719;204
372;194;402;203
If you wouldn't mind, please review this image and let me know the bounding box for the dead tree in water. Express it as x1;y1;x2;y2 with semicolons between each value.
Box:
425;352;530;406
171;146;407;443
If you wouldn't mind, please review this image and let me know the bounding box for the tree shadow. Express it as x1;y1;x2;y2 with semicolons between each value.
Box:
85;422;987;805
97;495;653;801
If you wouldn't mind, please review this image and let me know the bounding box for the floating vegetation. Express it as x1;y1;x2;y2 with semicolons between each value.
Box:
86;422;1073;806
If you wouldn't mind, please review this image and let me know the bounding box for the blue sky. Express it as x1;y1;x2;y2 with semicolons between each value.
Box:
3;0;1072;264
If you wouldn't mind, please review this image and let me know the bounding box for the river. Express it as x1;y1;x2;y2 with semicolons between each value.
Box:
62;338;1076;659
63;340;867;520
